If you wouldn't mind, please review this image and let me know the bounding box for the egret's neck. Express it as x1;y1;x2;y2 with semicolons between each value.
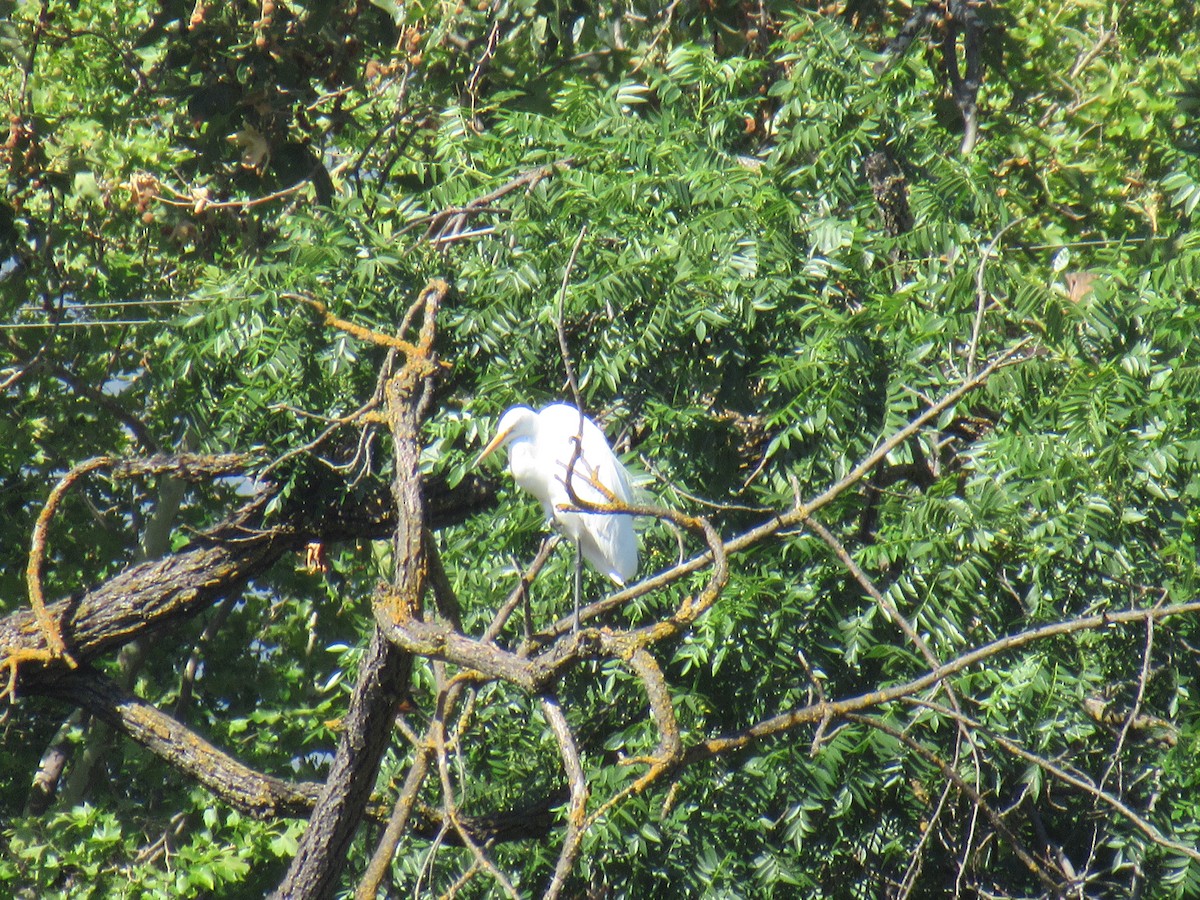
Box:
507;436;540;494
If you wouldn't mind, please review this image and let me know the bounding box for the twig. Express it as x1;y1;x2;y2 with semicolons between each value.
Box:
285;292;421;356
154;180;309;211
897;776;957;900
906;697;1200;866
1098;615;1156;796
409;159;574;246
439;858;483;899
848;713;1062;894
1068;0;1131;80
428;226;497;245
48;26;150;94
631;0;681;72
173;592;241;721
1084;614;1157;877
966;217;1027;379
263;287;453;480
465;8;502;116
16;0;51;114
0;346;45;392
489;539;559;644
639;452;772;514
554;224;588;410
796;509;988;874
431;684;520;899
351;64;414;185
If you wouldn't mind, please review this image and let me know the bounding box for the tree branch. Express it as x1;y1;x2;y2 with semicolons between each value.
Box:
274;279;447;899
1;468;495;699
42;669;324;818
686;601;1200;763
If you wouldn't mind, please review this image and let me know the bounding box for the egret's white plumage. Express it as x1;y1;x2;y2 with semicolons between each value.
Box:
478;403;637;584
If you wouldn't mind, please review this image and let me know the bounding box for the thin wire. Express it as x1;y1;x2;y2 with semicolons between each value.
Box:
14;298;207;312
1;320;158;329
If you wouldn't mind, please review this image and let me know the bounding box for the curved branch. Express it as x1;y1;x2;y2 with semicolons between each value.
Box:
26;456;115;665
1;465;492;700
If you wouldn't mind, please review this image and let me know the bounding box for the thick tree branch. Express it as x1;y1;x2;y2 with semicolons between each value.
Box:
270;627;411;900
42;668;324;818
0;469;495;699
274;279;447;900
38;652;557;849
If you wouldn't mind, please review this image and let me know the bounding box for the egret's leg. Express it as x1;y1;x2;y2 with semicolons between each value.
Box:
519;563;533;641
573;544;583;633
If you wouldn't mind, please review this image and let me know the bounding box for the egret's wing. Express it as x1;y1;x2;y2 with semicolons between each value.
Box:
577;508;637;583
571;443;638;583
538;403;639;583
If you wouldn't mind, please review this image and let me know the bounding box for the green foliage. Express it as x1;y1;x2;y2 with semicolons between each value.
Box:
4;0;1200;896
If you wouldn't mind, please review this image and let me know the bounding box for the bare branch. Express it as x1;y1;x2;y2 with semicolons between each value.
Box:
848;713;1062;894
432;677;520;900
554;224;588;410
25;456;114;668
406;159;575;246
687;601;1200;763
541;693;588;900
906;697;1200;866
42;669;324;818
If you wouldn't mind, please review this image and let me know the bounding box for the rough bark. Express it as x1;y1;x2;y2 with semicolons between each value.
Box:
268;627;411;900
0;471;494;697
40;666;564;841
271;279;446;900
42;669;325;818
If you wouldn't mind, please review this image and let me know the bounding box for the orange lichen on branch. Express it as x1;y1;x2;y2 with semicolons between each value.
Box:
295;292;419;354
26;456;115;666
287;287;454;370
0;647;60;703
4;456;115;699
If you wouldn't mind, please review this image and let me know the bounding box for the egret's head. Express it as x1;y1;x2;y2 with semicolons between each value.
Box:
476;405;537;466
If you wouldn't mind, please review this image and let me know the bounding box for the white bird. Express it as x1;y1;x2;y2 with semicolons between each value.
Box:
478;404;638;607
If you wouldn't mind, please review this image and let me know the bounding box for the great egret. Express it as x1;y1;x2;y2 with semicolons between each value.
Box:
478;403;638;625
